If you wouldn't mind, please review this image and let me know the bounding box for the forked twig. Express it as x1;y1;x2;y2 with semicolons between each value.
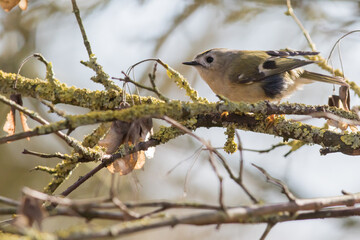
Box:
110;175;140;220
260;222;276;240
252;163;296;201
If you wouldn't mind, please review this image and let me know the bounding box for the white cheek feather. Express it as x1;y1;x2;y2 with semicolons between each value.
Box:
258;62;266;74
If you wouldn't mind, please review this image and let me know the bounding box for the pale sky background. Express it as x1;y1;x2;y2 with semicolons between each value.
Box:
2;1;360;239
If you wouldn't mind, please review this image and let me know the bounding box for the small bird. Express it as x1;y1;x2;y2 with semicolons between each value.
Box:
183;48;348;103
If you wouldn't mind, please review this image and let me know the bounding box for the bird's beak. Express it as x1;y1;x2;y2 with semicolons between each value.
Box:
182;61;201;66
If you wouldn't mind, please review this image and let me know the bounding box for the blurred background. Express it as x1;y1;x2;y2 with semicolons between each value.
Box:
1;0;360;239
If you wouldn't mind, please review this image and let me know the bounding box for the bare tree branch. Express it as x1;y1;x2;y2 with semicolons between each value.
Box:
252;164;296;201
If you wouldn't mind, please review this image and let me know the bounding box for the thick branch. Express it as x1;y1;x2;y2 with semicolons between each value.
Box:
2;70;358;120
0;70;139;110
1;101;359;154
60;192;360;239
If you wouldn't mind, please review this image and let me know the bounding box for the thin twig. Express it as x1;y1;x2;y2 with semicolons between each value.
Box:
71;0;119;90
71;0;92;57
285;0;360;99
113;74;155;94
23;187;108;207
0;94;66;144
59;161;107;198
235;132;258;203
286;0;316;51
259;222;276;240
4;188;360;239
125;201;220;210
57;194;360;240
327;30;360;64
59;137;161;200
183;148;202;197
162;116;226;210
10;189;219;210
243;143;287;154
34;53;56;83
15;53;53;88
0;218;14;226
208;152;226;211
113;70;169;102
163;118;238;184
39;99;66;117
252;163;296;201
32;166;57;174
148;63;169;102
22;149;67;159
295;112;360;126
236;132;244;178
112;197;140;220
0;196;20;207
125;58;167;76
0;207;17;215
110;175;140;219
15;54;35;88
0;94;95;161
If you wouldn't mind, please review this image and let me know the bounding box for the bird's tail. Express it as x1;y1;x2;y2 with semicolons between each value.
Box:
301;70;348;86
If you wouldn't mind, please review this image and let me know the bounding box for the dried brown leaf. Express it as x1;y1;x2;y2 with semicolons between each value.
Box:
19;111;31;140
3;110;15;136
13;195;44;229
98;103;154;175
327;86;357;131
2;94;30;140
99;117;153;175
18;0;27;10
106;143;145;175
134;151;146;170
0;0;20;12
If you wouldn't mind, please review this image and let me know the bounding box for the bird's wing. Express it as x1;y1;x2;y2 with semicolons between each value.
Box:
235;57;315;84
265;50;319;57
259;57;314;77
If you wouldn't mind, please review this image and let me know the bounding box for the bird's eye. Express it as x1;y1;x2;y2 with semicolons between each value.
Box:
206;56;214;63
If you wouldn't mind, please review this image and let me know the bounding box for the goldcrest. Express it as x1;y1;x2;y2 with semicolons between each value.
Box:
183;48;348;103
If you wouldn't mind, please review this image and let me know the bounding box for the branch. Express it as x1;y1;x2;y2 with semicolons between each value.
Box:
17;188;219;211
0;196;20;207
2;186;359;239
285;0;360;98
23;149;67;160
163;116;226;209
71;0;92;58
58;137;161;199
58;192;360;239
2;101;360;155
0;94;67;143
2;68;360;120
286;0;316;51
252;164;296;201
235;132;258;203
260;222;276;240
243;142;287;154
